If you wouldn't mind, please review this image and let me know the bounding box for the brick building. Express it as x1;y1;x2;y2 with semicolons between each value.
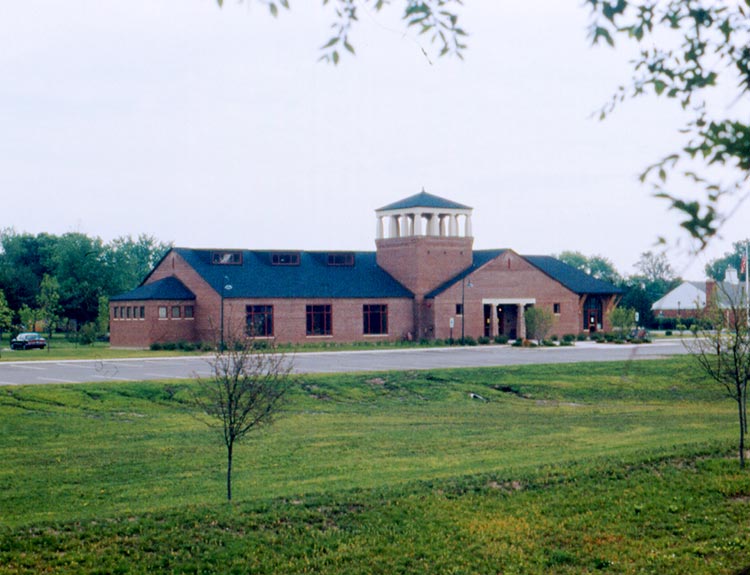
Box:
110;191;621;347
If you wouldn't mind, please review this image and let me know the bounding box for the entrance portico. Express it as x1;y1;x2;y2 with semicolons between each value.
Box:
482;298;535;340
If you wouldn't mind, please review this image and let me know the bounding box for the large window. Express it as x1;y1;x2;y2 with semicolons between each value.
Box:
306;304;332;336
246;305;274;337
363;304;388;335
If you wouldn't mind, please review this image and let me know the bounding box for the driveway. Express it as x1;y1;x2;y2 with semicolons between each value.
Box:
0;340;690;386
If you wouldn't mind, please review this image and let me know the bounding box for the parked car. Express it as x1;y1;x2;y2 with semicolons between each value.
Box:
11;332;47;350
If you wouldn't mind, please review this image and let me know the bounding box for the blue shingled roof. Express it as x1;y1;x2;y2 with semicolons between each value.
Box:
426;251;622;298
173;248;414;299
524;255;622;295
378;191;471;211
111;276;196;301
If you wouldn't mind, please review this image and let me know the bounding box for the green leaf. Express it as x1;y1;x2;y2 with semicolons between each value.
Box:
269;3;278;17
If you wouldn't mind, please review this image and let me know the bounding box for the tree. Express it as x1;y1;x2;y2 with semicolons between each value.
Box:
193;338;292;500
705;239;750;282
635;251;676;286
37;274;61;341
557;251;622;285
686;288;749;468
587;1;750;249
18;304;39;332
524;306;555;343
607;306;636;337
103;234;172;296
0;289;12;346
96;295;110;338
217;0;466;64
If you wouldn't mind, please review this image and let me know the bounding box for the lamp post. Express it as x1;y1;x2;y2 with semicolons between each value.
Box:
220;276;232;351
461;277;473;342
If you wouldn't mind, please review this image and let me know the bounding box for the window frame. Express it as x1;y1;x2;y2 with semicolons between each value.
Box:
271;252;301;266
211;251;242;265
306;304;332;336
246;305;274;337
363;304;388;335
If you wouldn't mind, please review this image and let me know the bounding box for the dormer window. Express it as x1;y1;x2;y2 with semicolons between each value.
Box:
211;251;242;265
327;253;355;266
271;252;300;266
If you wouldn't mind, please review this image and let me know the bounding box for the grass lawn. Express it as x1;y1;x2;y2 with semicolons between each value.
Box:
0;358;748;573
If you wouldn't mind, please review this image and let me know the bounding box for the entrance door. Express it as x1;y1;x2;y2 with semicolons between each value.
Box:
498;305;517;339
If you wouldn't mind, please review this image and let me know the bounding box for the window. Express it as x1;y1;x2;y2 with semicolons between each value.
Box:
306;304;332;336
113;306;119;319
158;306;168;319
456;303;463;315
246;305;274;337
139;306;145;319
172;306;181;319
126;306;132;319
271;252;300;266
211;251;242;265
327;253;355;266
363;304;388;335
184;305;194;319
553;303;561;314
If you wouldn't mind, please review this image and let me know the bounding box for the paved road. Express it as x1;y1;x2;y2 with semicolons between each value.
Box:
0;340;690;386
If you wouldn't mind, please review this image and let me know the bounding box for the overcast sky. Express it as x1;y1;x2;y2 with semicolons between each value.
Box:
2;1;747;279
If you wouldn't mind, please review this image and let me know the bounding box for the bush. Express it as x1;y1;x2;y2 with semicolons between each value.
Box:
460;336;477;346
477;336;491;345
511;338;523;347
78;323;97;346
576;332;588;341
178;341;196;352
550;334;559;341
200;341;214;352
150;342;163;351
541;339;556;347
665;330;673;336
562;334;576;343
559;340;574;347
494;334;509;344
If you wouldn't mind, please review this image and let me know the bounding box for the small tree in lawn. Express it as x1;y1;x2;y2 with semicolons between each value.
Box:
0;290;13;355
607;307;636;340
686;288;749;469
193;335;292;500
524;306;555;344
18;304;39;332
37;274;61;344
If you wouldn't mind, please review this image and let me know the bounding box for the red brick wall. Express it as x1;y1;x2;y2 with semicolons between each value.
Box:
375;236;473;297
221;298;415;345
110;301;196;347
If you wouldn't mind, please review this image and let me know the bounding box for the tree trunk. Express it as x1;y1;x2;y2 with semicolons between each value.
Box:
739;398;746;469
227;441;233;501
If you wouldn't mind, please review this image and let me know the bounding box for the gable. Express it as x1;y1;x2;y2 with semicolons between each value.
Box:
651;282;706;311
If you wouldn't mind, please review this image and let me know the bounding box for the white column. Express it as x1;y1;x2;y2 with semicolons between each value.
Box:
427;214;438;236
465;214;473;237
389;215;400;238
450;214;458;236
376;216;384;239
413;213;422;236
